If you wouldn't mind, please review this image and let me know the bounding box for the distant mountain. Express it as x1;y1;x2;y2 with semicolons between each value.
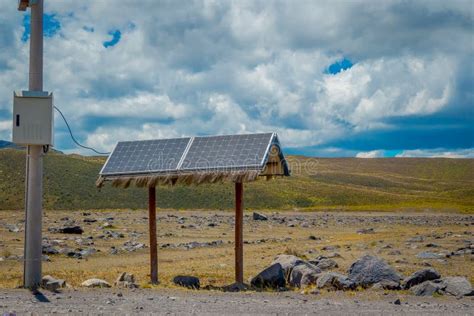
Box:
0;148;472;212
0;140;22;150
0;140;64;154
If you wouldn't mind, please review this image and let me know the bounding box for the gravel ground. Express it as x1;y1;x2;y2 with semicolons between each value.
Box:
1;289;473;315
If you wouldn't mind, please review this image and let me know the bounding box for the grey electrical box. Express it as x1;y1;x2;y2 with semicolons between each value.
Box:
12;91;54;146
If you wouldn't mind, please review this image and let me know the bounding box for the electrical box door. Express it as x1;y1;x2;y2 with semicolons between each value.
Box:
12;91;54;146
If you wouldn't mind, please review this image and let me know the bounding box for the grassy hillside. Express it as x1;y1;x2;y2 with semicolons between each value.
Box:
0;149;473;212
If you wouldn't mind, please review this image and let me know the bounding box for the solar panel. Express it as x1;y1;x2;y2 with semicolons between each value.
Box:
99;132;284;178
180;133;273;172
100;137;191;175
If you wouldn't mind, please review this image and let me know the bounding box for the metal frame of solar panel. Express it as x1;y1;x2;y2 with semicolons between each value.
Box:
100;132;286;177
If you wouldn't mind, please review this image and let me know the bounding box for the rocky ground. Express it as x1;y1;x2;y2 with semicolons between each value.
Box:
1;288;473;315
0;210;473;314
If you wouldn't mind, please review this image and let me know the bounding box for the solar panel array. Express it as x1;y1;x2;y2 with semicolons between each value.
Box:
100;133;276;176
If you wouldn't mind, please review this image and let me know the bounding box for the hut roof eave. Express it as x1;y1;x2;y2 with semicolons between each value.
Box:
95;169;275;189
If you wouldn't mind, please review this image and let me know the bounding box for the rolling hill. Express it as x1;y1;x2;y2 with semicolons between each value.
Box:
0;148;473;212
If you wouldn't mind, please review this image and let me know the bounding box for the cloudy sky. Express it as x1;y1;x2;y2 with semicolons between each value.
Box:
0;0;472;157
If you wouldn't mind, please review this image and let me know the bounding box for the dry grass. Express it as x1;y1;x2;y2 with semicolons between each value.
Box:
0;209;472;290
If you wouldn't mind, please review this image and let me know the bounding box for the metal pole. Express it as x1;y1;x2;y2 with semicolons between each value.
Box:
148;187;158;284
23;0;44;289
235;182;243;284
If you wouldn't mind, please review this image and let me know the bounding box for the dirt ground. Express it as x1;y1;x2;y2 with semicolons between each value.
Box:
1;288;473;315
0;209;473;314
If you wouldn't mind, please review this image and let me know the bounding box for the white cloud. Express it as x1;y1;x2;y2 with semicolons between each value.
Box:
396;148;474;158
0;1;471;155
356;150;386;158
0;120;11;140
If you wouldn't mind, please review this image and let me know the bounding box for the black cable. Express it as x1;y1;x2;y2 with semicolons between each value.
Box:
53;105;111;155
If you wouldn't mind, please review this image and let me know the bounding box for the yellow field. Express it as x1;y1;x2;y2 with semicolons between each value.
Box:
0;209;472;289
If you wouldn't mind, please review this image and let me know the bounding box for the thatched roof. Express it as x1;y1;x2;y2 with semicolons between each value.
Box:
96;132;290;188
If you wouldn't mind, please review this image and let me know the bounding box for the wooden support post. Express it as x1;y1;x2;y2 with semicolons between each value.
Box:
148;186;158;284
235;182;244;284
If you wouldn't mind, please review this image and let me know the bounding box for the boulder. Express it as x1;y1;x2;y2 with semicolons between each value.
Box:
173;275;200;289
41;275;66;291
315;258;338;271
289;262;321;288
442;277;473;297
115;272;138;288
411;280;445;296
316;272;355;291
81;278;111;288
250;263;285;289
403;268;440;289
271;254;305;279
252;212;268;221
372;280;401;290
348;255;402;288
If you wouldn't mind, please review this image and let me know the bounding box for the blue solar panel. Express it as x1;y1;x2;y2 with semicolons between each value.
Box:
100;137;190;175
180;133;273;171
99;133;283;176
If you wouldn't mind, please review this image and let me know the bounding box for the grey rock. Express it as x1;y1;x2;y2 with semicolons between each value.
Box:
79;247;97;258
308;235;321;240
271;254;305;279
253;212;268;221
372;280;401;290
50;226;84;234
289;262;321;288
102;222;114;229
6;224;20;233
222;282;251;292
388;250;402;256
122;240;146;252
403;268;441;289
315;258;338;271
173;275;200;289
115;272;138;288
316;272;355;291
81;278;111;288
322;245;340;251
442;277;473;297
357;228;375;234
416;251;445;259
42;244;59;255
250;263;286;289
348;255;402;288
411;280;445;296
41;275;66;291
407;236;425;243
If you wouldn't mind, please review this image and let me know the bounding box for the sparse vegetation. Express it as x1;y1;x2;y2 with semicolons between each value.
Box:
0;149;473;212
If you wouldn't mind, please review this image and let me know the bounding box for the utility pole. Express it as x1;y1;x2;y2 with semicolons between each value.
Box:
19;0;44;289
